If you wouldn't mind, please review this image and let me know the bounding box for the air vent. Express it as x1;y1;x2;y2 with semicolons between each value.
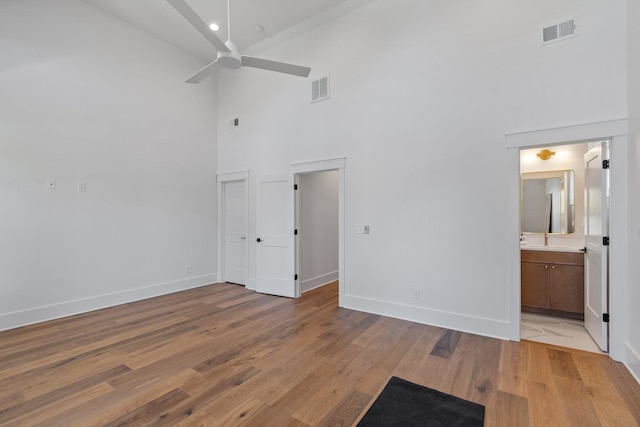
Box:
542;18;577;45
543;25;558;43
311;76;330;103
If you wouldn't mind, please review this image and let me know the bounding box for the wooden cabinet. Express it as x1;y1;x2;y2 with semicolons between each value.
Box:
521;250;584;319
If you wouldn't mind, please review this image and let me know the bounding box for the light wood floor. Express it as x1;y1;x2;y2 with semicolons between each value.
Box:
1;282;639;426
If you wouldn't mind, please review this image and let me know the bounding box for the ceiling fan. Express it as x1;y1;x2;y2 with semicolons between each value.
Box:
166;0;311;83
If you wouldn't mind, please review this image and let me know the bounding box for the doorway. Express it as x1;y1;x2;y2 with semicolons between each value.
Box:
519;141;608;353
253;158;345;300
520;140;610;353
291;158;345;302
295;170;340;294
505;118;629;360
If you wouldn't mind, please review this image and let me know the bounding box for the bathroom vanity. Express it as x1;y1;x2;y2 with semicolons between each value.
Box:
521;249;584;319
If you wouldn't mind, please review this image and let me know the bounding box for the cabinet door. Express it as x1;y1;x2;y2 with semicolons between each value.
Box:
549;264;584;314
521;262;550;309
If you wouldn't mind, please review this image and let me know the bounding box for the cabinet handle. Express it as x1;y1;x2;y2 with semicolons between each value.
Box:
551;265;555;269
545;265;549;269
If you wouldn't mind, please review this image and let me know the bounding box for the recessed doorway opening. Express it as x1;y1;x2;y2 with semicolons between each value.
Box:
291;157;346;304
506;118;629;362
295;170;339;295
518;140;610;354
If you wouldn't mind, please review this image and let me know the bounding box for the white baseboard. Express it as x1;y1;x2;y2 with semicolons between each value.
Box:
301;271;339;293
624;343;640;385
341;294;512;341
246;277;257;291
0;274;217;332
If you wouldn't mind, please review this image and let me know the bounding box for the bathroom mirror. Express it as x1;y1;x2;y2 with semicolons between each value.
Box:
521;170;575;234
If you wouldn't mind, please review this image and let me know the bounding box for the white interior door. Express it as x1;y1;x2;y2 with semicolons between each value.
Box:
584;141;609;352
223;180;247;285
256;175;295;297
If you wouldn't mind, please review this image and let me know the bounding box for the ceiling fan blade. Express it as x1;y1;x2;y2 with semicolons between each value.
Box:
241;56;311;78
186;59;219;84
166;0;230;53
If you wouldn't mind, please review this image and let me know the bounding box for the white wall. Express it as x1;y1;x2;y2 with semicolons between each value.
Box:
4;0;634;379
217;0;627;339
0;0;218;330
299;170;339;291
626;0;640;382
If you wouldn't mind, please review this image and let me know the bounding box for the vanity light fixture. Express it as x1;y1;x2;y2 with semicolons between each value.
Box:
209;23;219;31
536;149;556;160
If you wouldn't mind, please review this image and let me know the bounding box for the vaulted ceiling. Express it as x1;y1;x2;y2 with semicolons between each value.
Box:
83;0;375;61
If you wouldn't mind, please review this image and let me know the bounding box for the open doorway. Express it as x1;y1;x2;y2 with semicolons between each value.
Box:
295;170;339;294
290;158;345;302
506;118;629;361
518;141;609;354
252;158;345;299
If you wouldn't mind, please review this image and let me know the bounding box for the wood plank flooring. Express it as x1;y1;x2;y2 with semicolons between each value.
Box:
1;281;639;426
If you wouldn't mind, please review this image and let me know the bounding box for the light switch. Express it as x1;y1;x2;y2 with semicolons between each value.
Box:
47;179;56;190
354;225;370;234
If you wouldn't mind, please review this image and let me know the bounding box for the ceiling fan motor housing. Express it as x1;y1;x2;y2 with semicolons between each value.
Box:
217;52;242;69
217;40;242;69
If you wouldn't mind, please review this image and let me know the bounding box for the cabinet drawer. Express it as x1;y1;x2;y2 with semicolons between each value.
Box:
521;250;584;266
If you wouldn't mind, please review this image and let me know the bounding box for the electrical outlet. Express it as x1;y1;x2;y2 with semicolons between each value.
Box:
185;265;192;274
412;288;420;299
77;181;87;192
47;179;56;190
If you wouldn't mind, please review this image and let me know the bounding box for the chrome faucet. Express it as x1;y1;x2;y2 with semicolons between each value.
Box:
544;232;549;247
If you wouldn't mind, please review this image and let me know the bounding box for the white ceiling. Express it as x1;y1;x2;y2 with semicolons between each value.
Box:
83;0;375;62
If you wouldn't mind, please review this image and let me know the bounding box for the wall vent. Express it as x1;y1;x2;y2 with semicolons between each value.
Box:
542;18;577;45
311;76;330;103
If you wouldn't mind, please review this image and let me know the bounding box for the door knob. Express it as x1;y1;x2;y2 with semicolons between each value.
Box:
256;238;261;243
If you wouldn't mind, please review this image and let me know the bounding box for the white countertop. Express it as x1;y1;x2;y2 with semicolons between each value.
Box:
520;245;585;253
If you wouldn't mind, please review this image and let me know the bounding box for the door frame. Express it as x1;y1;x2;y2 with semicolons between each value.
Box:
217;171;249;285
291;158;346;303
505;119;629;361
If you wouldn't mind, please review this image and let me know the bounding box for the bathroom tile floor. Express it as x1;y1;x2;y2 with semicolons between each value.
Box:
521;312;606;354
